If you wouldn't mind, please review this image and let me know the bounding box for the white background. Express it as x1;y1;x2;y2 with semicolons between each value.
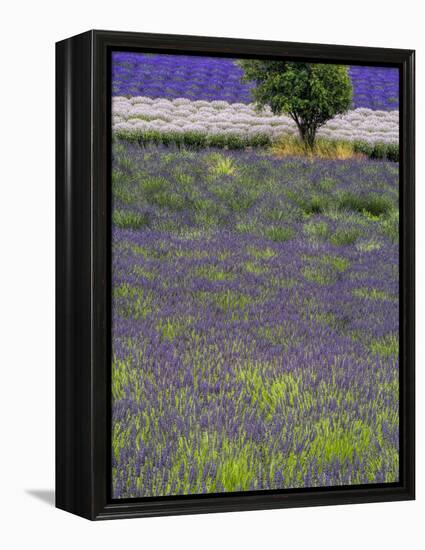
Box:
0;1;422;548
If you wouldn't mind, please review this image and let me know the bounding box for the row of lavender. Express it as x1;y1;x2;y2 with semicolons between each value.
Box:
112;52;399;111
112;143;399;497
112;96;399;144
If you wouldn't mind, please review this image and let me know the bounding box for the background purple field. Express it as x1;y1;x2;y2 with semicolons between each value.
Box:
112;52;399;111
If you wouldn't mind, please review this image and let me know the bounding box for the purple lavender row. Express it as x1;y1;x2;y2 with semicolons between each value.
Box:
112;52;399;111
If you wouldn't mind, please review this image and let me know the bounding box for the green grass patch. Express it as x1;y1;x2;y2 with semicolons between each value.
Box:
353;287;394;301
156;317;191;341
321;254;350;272
139;176;167;196
237;366;308;420
303;266;334;285
206;153;237;176
381;210;399;243
297;194;333;215
235;220;259;235
302;254;349;285
116;154;136;172
304;220;330;240
171;432;256;493
113;210;150;229
337;192;394;217
318;177;337;192
329;228;361;246
139;177;186;211
370;334;399;358
245;261;267;275
153;191;186;210
132;265;155;279
174;171;194;187
112;170;135;204
356;240;382;252
247;246;276;260
131;244;154;258
309;418;373;464
270;276;296;288
213;289;251;313
114;283;153;319
265;226;294;242
111;355;132;401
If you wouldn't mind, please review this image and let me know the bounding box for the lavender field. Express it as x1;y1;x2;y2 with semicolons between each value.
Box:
112;52;399;110
112;142;399;497
111;53;399;499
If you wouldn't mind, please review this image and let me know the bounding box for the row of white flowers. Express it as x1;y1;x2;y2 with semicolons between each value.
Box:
112;96;399;144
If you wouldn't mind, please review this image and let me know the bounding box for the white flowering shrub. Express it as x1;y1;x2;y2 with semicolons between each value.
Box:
112;96;399;145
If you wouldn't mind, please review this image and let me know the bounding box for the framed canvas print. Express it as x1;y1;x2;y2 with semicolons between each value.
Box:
56;30;415;520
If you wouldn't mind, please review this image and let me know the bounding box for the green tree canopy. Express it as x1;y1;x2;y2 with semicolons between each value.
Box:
239;61;353;149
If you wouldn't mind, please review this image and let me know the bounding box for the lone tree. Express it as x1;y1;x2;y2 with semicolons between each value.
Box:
239;61;352;150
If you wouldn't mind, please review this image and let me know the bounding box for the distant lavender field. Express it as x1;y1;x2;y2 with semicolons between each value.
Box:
112;52;399;111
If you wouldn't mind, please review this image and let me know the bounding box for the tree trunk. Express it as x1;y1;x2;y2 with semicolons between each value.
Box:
297;123;316;151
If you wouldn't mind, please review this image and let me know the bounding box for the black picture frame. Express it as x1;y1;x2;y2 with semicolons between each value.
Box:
56;29;415;520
